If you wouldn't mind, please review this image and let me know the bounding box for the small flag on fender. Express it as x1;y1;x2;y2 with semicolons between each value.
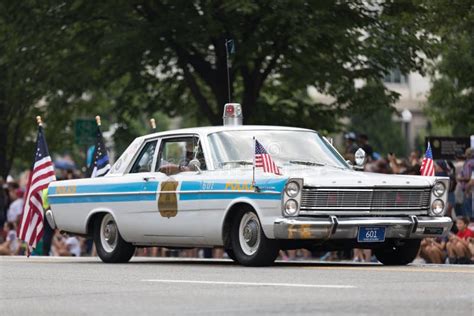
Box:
420;142;435;176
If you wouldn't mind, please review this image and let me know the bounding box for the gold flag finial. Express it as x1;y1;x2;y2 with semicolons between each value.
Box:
150;118;156;130
36;116;43;126
95;115;101;126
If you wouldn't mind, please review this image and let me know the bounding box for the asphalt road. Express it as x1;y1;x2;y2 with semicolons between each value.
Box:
1;256;473;315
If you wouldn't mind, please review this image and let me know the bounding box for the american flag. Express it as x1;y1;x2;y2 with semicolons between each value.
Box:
89;125;110;177
420;142;435;176
255;139;281;175
18;125;56;250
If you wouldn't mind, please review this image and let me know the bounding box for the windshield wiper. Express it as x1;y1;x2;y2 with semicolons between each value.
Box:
289;160;326;167
220;160;253;166
289;160;346;170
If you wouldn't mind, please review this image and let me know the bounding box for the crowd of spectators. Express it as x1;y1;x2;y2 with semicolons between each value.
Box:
0;134;472;264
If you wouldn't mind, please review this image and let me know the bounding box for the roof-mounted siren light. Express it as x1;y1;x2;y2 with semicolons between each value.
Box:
223;103;243;126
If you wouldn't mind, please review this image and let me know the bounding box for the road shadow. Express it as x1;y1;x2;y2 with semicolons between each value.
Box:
68;257;381;268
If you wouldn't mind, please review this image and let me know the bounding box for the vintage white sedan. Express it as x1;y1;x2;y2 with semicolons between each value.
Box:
47;116;452;266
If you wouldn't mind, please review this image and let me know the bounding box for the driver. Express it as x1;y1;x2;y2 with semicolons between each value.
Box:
158;140;205;175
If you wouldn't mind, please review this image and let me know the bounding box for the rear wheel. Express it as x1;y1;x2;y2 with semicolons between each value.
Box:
94;213;135;263
374;239;421;265
230;207;279;266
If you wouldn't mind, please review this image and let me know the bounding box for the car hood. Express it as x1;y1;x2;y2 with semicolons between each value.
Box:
283;166;435;188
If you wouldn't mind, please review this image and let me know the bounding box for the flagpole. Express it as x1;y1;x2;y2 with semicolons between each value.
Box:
225;39;231;102
150;118;156;131
252;136;256;190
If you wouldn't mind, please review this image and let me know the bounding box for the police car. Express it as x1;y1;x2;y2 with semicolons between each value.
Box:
47;104;452;266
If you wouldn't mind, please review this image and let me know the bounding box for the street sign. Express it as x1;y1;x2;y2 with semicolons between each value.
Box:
74;119;96;146
425;136;470;160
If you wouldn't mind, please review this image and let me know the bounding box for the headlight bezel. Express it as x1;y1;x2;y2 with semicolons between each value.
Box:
284;199;299;216
432;182;446;197
285;181;300;198
282;178;303;217
429;178;449;217
431;199;445;216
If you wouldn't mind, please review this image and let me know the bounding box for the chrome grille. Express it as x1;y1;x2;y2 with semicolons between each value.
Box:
300;187;431;211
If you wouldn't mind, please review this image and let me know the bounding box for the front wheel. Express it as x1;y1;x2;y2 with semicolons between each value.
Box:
374;239;421;265
230;207;279;266
94;213;135;263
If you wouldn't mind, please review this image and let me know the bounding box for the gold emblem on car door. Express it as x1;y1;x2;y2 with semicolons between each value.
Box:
158;180;179;218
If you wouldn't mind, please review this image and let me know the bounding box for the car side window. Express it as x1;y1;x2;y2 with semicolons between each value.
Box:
156;137;207;171
129;140;157;173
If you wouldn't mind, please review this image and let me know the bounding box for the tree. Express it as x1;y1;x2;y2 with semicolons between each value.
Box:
424;1;474;135
43;0;434;124
1;0;438;177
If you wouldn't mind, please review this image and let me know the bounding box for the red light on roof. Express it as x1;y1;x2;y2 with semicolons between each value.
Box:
225;104;235;115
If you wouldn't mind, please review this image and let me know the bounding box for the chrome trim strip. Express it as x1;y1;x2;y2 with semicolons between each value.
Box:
299;210;428;216
300;206;429;210
303;187;432;191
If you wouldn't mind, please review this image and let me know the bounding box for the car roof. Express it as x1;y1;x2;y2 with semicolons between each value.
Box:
140;125;315;141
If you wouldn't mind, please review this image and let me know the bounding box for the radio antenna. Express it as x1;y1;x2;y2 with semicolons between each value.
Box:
225;39;234;103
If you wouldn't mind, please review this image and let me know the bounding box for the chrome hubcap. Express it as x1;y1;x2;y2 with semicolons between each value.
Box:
239;212;261;256
100;214;118;253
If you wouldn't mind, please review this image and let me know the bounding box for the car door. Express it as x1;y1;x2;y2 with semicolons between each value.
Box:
113;138;170;243
146;135;206;245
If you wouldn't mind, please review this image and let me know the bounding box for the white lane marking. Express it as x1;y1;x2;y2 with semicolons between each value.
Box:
142;279;355;289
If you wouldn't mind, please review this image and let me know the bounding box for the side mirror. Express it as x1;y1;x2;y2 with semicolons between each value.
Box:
354;148;366;170
188;159;202;173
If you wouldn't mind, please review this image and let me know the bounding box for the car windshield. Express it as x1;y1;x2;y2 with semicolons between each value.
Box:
208;130;349;170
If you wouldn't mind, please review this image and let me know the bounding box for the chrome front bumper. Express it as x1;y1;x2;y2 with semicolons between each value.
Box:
274;216;452;240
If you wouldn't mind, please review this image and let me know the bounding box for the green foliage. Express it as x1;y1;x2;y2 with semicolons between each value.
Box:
1;0;441;177
350;104;406;157
423;1;474;135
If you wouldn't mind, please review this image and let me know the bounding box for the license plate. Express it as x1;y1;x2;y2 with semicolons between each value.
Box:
357;227;386;242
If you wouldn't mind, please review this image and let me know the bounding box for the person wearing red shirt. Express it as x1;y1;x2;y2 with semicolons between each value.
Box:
447;217;473;264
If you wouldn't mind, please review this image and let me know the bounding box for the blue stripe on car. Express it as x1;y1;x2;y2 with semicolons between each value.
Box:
49;179;286;204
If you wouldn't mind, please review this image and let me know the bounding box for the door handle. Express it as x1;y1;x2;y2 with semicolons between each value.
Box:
143;176;156;182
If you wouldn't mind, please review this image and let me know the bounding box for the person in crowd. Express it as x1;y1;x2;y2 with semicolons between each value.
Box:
0;177;7;230
52;231;82;256
353;248;372;262
453;149;466;216
41;188;54;256
357;134;374;162
435;160;456;218
6;182;23;224
0;222;20;255
344;132;358;153
420;237;447;264
408;150;420;166
387;153;404;174
65;234;82;257
446;217;473;264
458;148;473;218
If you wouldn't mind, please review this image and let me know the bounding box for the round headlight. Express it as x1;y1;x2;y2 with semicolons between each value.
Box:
431;199;445;216
285;181;300;198
432;182;446;197
284;199;299;216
